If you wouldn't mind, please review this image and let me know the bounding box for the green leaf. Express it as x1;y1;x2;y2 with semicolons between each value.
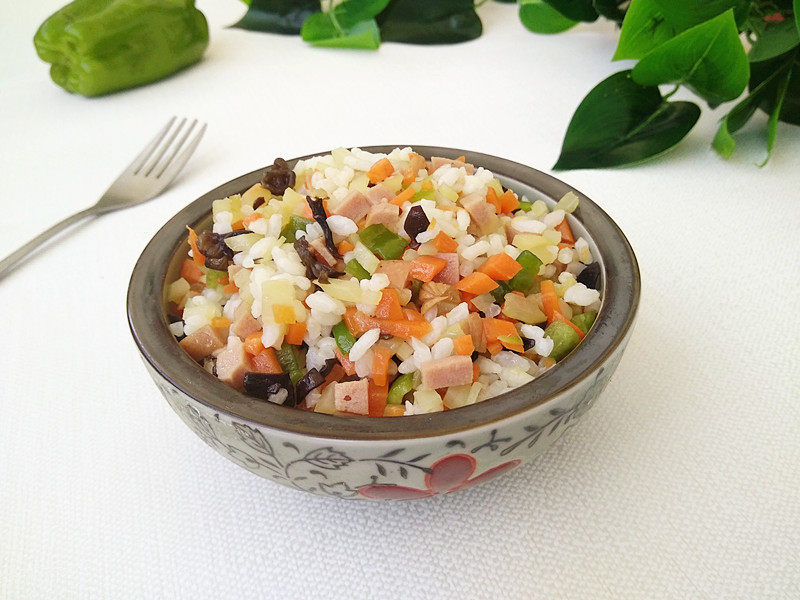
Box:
592;0;627;23
713;56;795;160
761;67;792;164
519;0;577;34
553;70;701;170
796;0;800;38
631;10;749;106
614;0;679;60
614;0;744;60
750;49;800;125
543;0;598;22
231;0;319;35
377;0;482;45
749;18;800;62
302;14;382;49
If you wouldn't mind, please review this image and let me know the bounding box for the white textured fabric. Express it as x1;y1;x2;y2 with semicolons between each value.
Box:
2;2;800;598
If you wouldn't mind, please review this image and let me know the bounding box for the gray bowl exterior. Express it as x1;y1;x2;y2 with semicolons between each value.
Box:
129;146;639;500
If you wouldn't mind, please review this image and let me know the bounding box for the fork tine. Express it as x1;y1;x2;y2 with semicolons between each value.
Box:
154;119;197;179
156;122;207;184
127;116;176;174
141;117;186;176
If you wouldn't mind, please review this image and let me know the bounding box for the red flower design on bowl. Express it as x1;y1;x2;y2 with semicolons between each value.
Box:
358;454;521;500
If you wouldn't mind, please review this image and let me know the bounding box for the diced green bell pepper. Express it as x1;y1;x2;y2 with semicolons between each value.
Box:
359;224;408;260
387;373;414;405
571;311;597;335
517;201;533;212
490;281;512;303
508;250;542;293
34;0;209;97
345;259;370;280
544;321;580;362
332;321;356;355
281;215;313;243
276;344;305;384
205;269;227;289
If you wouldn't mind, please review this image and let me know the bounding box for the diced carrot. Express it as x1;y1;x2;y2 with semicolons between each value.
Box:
251;348;282;374
344;306;374;336
217;276;229;286
368;382;389;417
285;322;307;345
334;346;356;376
375;289;404;321
540;279;560;324
244;331;265;355
432;231;458;253
499;190;520;214
180;258;204;284
408;256;447;282
367;158;394;184
223;282;239;294
483;318;521;353
473;362;480;382
344;306;432;338
456;155;466;162
231;220;244;231
401;169;416;187
403;307;425;321
453;335;475;356
372;346;393;387
391;186;415;206
555;218;576;245
485;188;501;215
456;272;499;295
272;304;296;325
211;317;231;329
487;341;502;356
186;226;205;267
337;239;354;255
421;180;434;192
383;404;406;417
300;202;312;219
242;212;263;227
478;253;522;281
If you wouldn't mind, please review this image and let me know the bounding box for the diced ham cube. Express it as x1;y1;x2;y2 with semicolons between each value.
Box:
419;355;474;390
309;236;338;267
365;183;396;205
215;337;252;390
333;190;371;223
429;156;475;175
375;260;411;289
408;152;427;176
230;302;260;339
334;378;370;415
179;325;226;361
365;202;400;229
460;192;498;233
433;253;459;284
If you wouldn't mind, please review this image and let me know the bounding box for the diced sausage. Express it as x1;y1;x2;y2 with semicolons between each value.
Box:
365;183;396;205
230;302;260;339
408;152;427;176
179;325;226;361
375;260;411;289
215;337;252;390
433;253;459;284
365;202;400;229
309;236;338;267
460;192;499;233
334;378;370;415
428;156;475;175
333;190;371;223
419;355;474;390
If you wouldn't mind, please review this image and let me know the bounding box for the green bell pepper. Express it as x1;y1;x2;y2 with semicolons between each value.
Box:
281;215;313;243
205;269;227;289
508;250;542;293
387;373;414;405
359;224;408;260
276;344;305;384
544;321;580;362
332;321;356;355
34;0;209;97
571;311;597;335
344;259;370;281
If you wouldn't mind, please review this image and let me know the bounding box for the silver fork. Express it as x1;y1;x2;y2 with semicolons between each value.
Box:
0;116;206;280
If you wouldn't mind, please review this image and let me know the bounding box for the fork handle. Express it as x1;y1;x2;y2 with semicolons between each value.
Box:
0;207;98;280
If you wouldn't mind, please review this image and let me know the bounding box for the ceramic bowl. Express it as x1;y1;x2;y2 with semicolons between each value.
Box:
127;146;640;500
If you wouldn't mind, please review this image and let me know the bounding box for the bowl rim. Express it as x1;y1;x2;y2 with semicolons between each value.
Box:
128;146;640;441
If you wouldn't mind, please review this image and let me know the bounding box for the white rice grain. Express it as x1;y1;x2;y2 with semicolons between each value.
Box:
349;328;380;362
327;215;358;235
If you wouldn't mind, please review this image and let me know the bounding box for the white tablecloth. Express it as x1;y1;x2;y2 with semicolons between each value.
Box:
2;2;799;598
